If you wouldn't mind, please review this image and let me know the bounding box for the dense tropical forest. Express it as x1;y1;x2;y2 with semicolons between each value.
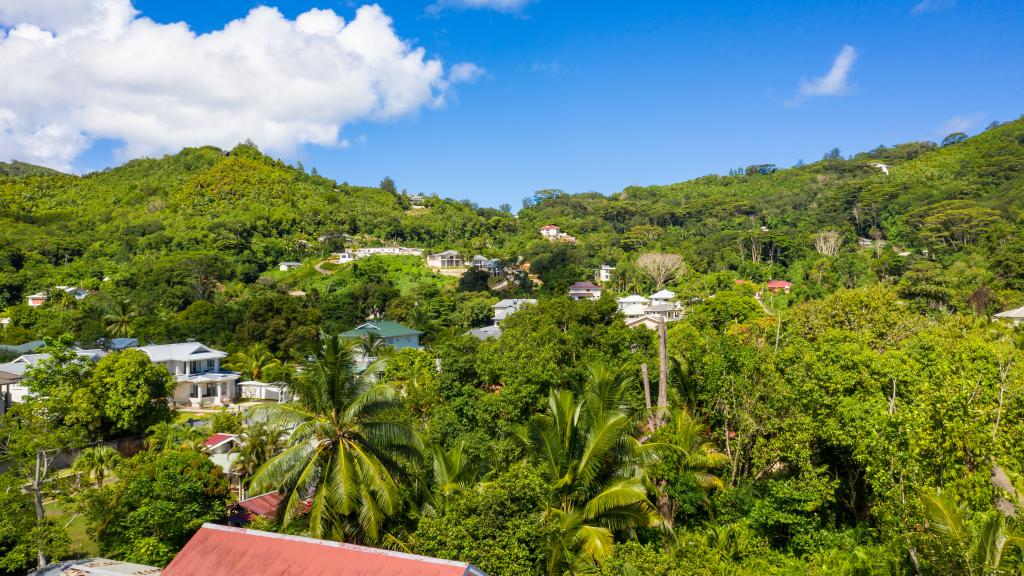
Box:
2;118;1024;575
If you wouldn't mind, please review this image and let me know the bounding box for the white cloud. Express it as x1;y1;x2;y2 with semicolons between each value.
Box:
937;113;985;135
427;0;532;15
448;62;486;83
0;1;479;170
785;45;857;108
913;0;957;14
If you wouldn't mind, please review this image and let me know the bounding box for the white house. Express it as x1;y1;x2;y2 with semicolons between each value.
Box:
278;262;302;272
26;286;88;307
469;255;503;276
493;299;537;322
238;380;291;402
619;290;684;328
427;250;464;268
596;264;615;283
995;306;1024;326
334;247;425;264
568;282;602;301
616;295;650;320
540;225;562;239
0;349;107;410
138;343;240;407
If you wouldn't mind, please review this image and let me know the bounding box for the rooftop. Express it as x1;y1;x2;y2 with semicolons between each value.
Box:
137;343;227;363
617;294;650;303
995;306;1024;319
569;281;601;291
340;321;423;339
203;433;237;449
649;289;676;299
162;524;489;576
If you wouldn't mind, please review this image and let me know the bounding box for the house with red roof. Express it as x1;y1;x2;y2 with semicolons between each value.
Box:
764;280;793;294
162;523;490;576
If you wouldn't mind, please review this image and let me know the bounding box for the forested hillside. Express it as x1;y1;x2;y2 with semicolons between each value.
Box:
2;119;1024;575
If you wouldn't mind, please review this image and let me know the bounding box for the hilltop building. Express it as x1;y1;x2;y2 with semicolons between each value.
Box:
568;281;602;301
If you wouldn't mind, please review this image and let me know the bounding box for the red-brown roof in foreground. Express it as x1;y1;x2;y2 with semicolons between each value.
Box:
162;524;489;576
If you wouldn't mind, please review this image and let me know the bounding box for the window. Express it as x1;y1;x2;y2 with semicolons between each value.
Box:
190;384;199;397
206;384;217;397
207;359;215;371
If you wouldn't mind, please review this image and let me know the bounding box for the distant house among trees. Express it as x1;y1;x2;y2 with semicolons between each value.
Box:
426;250;464;269
540;225;577;243
595;264;615;283
278;261;301;272
26;285;88;306
469;255;503;276
568;281;602;301
340;321;423;350
764;280;793;294
994;306;1024;326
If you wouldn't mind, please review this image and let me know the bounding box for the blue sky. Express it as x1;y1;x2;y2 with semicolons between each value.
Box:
7;1;1024;207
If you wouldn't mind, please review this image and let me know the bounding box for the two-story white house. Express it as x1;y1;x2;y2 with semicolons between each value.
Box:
0;349;108;413
618;290;685;328
137;343;240;407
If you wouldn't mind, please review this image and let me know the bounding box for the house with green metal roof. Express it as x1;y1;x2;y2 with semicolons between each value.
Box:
340;321;423;350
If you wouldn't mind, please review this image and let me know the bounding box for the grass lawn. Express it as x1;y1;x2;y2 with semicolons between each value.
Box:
174;411;210;425
44;500;98;557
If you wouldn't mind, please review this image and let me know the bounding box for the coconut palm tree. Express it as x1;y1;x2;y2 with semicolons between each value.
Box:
145;422;203;452
921;489;1024;575
514;365;659;576
647;409;729;528
249;333;421;543
72;446;121;488
231;421;287;489
226;343;282;381
425;441;486;515
102;299;135;337
353;332;390;359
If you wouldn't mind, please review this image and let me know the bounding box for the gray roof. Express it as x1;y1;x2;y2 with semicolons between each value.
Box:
0;340;45;354
430;250;461;257
466;325;502;341
31;558;160;575
995;306;1024;320
138;343;227;363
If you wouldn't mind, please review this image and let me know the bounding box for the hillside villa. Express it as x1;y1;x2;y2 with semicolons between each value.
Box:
137;343;240;407
568;281;602;301
466;298;537;341
764;280;793;294
0;348;108;415
278;261;301;271
335;246;425;263
618;289;685;329
539;224;577;243
26;286;88;307
340;321;423;350
426;250;464;268
469;255;503;276
595;264;615;283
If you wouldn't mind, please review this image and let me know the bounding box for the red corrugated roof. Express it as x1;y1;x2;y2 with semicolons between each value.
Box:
233;492;311;520
163;524;487;576
765;280;792;288
203;433;237;448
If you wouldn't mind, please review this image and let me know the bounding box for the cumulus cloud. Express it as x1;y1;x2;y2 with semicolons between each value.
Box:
0;0;479;170
785;45;857;108
913;0;957;14
938;113;985;135
427;0;532;15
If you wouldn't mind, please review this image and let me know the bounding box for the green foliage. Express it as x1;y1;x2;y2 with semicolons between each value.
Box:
78;450;230;566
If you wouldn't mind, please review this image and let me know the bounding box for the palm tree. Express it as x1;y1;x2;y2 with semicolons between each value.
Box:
103;299;136;337
249;333;421;543
648;409;729;528
226;343;282;381
145;422;203;452
231;421;287;490
354;332;390;360
72;446;121;488
514;364;659;576
921;489;1024;575
425;441;486;515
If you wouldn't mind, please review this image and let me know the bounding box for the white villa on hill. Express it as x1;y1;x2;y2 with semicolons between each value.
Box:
138;343;240;407
427;250;464;268
595;264;615;283
568;281;602;301
465;298;538;341
618;289;685;329
335;246;425;264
